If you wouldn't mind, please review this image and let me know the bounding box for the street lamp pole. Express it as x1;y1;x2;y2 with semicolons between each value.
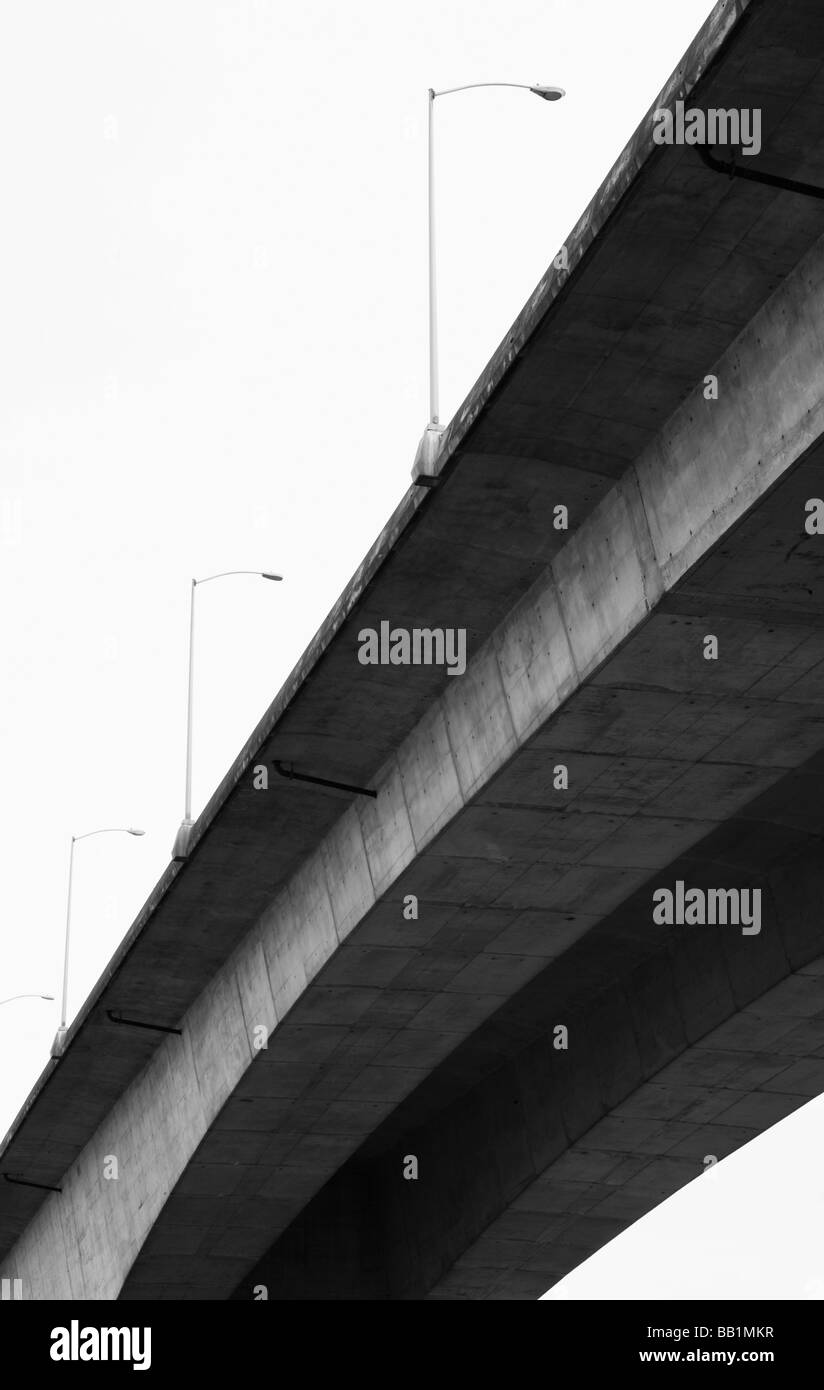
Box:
52;825;145;1057
173;570;283;861
428;86;440;432
61;833;76;1033
414;80;565;479
184;576;196;830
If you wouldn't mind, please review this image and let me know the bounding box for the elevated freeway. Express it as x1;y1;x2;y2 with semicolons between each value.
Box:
2;0;824;1300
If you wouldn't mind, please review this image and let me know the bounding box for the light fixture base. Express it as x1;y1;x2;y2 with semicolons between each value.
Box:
412;424;446;484
50;1026;68;1059
172;819;195;861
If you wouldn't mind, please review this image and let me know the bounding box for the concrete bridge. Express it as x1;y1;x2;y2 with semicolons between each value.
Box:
3;0;824;1299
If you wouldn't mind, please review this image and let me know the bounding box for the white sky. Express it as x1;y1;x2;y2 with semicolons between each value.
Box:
3;0;821;1300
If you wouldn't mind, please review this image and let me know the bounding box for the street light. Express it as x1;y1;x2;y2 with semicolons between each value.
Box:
413;81;565;479
0;994;54;1007
51;827;145;1058
172;570;283;862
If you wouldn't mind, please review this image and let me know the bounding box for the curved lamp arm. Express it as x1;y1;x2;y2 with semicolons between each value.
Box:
432;82;565;99
195;570;282;586
0;993;54;1007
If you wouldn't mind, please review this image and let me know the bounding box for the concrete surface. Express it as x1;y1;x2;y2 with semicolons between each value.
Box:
235;854;824;1299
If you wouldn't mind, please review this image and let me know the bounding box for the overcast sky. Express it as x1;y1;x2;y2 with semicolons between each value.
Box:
3;0;821;1300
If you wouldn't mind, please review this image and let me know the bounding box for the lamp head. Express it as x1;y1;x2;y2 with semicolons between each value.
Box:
531;85;565;101
262;573;283;581
128;828;146;837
